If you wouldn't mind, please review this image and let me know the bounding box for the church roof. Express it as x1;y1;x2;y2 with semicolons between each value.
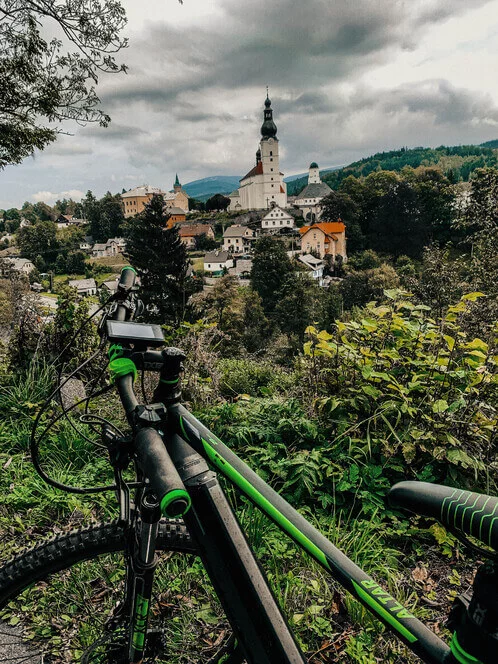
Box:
309;162;319;169
299;221;345;237
296;182;332;200
240;160;264;182
121;185;166;198
229;190;240;197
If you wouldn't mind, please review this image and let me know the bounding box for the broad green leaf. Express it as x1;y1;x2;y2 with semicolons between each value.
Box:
465;338;488;353
443;335;455;351
432;399;449;413
317;330;333;341
461;292;485;301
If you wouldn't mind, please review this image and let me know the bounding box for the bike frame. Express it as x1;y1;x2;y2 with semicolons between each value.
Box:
161;402;457;664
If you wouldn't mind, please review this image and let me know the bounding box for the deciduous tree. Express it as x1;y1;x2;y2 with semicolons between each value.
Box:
0;0;128;167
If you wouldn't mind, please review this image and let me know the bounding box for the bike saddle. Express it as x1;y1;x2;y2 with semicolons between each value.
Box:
388;481;498;551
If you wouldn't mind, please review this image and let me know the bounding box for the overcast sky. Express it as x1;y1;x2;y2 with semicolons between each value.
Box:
2;0;498;209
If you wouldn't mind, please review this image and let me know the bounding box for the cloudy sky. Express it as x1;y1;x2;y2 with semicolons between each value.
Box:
2;0;498;209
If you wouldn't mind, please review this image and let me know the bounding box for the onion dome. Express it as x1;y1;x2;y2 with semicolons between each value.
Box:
310;162;319;169
261;93;277;139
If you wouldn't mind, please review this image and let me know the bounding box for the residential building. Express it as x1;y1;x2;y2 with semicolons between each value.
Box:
166;207;187;227
178;224;215;249
100;279;119;294
228;257;253;278
68;278;97;296
79;236;93;252
223;225;254;254
294;163;333;222
164;175;190;213
229;94;287;211
203;251;234;275
121;185;167;218
1;257;35;275
298;254;325;286
299;221;347;260
261;206;295;232
92;238;126;258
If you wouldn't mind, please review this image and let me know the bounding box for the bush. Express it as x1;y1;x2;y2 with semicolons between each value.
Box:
218;358;293;397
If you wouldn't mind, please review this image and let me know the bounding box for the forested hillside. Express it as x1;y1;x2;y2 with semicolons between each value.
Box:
287;142;498;195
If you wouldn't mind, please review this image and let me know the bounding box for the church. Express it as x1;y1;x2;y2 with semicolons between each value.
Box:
229;95;287;212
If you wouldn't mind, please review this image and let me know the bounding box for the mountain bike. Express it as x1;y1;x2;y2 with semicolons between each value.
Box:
0;265;496;663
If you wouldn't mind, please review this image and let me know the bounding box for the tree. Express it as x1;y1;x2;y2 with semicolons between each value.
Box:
17;220;58;264
124;195;191;324
250;236;294;316
195;233;218;251
66;251;86;275
0;0;128;168
33;201;54;221
205;194;230;212
340;264;400;310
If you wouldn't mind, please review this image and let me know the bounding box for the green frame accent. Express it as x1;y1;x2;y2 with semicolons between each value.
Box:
450;633;483;664
202;437;330;570
160;488;191;517
352;581;417;643
132;594;149;649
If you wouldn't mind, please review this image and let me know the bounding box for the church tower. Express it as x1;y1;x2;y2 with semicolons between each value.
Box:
231;93;287;210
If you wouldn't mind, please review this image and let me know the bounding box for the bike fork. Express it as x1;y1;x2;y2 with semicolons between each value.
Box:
127;489;161;664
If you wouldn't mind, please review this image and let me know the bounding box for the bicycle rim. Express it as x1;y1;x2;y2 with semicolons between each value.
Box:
0;521;239;664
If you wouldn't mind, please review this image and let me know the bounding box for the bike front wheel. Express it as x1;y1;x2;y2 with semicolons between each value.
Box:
0;520;240;664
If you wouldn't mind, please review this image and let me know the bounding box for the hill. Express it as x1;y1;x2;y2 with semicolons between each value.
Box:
182;168;341;201
286;142;498;196
182;176;241;202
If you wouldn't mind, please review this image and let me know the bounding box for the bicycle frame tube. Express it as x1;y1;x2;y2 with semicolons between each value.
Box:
169;403;455;664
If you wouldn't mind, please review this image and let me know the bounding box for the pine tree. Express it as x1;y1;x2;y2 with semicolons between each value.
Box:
124;194;190;324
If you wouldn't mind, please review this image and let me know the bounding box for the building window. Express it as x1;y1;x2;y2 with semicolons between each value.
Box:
271;168;273;172
270;158;273;162
270;151;273;156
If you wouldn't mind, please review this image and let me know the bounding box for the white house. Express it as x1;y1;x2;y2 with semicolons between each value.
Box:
261;206;295;233
1;257;35;275
229;95;287;211
69;278;97;296
92;238;126;258
298;254;326;286
203;251;234;274
294;163;332;222
223;225;254;254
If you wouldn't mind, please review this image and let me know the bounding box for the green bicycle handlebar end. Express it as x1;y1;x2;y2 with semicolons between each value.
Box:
160;489;191;518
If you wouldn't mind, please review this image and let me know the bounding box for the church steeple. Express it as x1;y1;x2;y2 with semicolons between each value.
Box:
260;90;277;139
173;173;181;192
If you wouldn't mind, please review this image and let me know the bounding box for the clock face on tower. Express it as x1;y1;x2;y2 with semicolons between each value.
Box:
268;138;274;145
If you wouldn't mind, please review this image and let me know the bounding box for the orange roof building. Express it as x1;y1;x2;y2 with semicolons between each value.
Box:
299;221;347;261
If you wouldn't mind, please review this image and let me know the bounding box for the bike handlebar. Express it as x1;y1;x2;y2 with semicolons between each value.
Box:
108;267;191;518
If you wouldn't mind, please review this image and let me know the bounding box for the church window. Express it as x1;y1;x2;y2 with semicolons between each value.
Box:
270;158;273;162
271;168;273;172
272;221;275;225
270;151;273;156
271;184;274;188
